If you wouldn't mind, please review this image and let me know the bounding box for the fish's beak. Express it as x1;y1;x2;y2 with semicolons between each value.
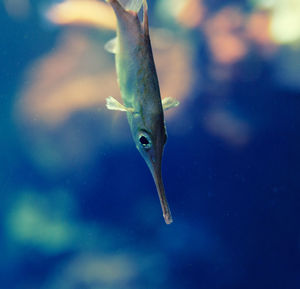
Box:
150;162;173;224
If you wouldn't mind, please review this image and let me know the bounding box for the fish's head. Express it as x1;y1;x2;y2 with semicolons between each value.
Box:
134;124;173;224
136;126;166;168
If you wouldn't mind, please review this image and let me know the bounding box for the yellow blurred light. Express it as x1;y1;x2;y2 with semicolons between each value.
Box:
46;0;116;30
270;0;300;44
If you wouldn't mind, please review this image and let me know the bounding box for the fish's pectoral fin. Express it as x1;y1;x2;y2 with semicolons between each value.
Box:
106;96;134;112
162;97;180;111
104;37;118;54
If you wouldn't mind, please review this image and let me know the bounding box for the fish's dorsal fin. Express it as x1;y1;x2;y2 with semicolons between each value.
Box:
104;37;118;54
118;0;143;12
162;97;180;111
106;96;134;112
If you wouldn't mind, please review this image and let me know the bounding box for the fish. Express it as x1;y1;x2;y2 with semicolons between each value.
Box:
105;0;179;224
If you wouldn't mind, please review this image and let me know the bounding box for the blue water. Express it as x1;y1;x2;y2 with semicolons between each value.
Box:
1;1;300;288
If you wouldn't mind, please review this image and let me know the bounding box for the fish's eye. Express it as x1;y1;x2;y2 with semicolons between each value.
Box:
139;134;151;149
139;136;149;145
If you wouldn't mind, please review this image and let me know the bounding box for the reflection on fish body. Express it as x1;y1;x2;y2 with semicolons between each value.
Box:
105;0;179;224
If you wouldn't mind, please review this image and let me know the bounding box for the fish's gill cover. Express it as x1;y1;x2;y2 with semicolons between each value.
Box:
118;0;143;12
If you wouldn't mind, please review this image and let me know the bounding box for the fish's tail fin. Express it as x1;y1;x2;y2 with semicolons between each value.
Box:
125;0;148;34
106;0;143;12
106;0;148;34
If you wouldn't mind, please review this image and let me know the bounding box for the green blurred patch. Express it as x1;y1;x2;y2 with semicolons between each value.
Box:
5;190;79;253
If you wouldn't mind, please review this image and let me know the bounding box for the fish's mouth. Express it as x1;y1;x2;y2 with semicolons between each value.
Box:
150;162;173;225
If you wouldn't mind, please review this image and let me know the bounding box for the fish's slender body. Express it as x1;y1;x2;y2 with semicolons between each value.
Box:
106;0;179;224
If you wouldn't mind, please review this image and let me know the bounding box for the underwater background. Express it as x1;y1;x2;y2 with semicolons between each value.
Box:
1;0;300;288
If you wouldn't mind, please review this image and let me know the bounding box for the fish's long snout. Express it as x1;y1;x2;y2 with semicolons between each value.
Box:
151;165;173;224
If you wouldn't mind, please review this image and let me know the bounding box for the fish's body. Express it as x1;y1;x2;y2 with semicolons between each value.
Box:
105;0;179;224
